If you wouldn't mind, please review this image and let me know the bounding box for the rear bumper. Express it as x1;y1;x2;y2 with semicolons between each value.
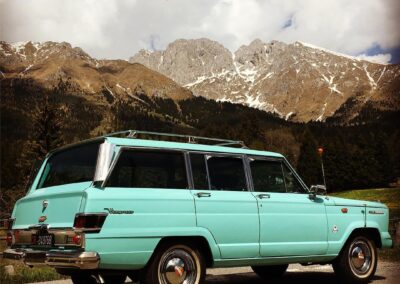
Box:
3;248;100;269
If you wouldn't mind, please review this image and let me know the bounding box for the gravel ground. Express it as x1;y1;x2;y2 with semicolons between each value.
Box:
28;261;400;284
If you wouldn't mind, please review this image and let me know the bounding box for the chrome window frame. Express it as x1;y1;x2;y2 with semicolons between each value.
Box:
188;151;251;192
246;155;309;194
101;145;306;194
102;146;191;190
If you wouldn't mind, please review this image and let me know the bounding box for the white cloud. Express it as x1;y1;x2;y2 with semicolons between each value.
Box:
1;0;399;60
356;53;392;64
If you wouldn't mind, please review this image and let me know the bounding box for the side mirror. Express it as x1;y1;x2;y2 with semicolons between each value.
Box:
309;185;327;199
93;141;115;185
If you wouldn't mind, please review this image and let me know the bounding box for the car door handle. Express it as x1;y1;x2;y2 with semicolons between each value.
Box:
257;194;270;199
195;192;211;198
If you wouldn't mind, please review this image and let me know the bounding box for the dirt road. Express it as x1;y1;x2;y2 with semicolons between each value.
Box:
28;261;400;284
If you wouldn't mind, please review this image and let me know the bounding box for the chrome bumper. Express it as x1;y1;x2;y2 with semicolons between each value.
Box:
3;248;100;269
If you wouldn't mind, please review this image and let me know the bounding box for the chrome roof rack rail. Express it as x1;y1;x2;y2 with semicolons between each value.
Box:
104;130;247;148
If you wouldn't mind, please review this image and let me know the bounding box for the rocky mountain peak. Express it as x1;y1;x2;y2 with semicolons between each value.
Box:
130;38;400;122
130;38;233;86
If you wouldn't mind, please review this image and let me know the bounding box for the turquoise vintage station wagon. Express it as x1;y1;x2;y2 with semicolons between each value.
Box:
4;130;393;284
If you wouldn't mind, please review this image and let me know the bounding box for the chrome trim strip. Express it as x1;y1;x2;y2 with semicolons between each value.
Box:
3;248;100;270
368;210;385;215
9;228;85;248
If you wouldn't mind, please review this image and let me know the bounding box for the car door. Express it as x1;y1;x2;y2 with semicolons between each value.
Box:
249;157;328;257
98;148;197;240
189;153;260;259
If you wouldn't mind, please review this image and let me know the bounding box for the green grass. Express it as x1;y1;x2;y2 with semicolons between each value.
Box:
0;262;65;284
330;187;400;219
331;187;400;262
0;229;67;283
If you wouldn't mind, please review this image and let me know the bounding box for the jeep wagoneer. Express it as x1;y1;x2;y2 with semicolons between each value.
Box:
4;130;392;284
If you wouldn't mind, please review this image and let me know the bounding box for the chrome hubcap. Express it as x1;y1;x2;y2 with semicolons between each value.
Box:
159;249;197;284
349;240;372;275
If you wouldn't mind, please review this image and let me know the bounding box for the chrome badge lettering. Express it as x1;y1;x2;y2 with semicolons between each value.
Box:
104;208;134;214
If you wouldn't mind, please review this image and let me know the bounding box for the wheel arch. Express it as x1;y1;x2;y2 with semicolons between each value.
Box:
152;236;215;267
348;227;382;248
338;227;382;257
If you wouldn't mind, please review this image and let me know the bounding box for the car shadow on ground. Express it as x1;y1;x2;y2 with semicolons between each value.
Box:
204;272;386;284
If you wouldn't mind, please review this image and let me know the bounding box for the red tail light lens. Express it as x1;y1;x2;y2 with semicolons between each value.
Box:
72;234;82;245
73;213;107;233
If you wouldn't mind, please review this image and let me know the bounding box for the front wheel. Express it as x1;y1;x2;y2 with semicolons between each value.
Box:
143;243;205;284
251;264;288;279
332;235;377;283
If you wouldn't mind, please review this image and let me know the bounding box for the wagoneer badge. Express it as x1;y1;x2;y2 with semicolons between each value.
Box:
104;208;134;214
38;215;47;223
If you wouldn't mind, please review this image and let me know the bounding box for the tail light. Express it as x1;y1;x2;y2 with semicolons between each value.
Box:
73;213;107;233
3;219;15;247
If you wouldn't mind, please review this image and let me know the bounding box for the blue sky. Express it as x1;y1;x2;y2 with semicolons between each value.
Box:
1;0;399;64
362;45;400;64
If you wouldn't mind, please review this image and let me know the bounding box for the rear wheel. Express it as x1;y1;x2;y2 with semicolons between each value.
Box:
143;243;205;284
251;264;288;279
332;235;377;283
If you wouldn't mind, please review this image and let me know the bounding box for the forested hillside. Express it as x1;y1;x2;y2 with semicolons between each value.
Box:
1;77;398;216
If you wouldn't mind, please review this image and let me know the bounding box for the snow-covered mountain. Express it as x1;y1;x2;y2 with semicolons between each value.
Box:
130;39;400;122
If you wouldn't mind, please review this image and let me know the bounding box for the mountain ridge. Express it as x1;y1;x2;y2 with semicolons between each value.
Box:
0;40;193;101
130;38;400;122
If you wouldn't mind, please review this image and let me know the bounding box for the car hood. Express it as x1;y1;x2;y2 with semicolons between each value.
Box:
327;196;387;208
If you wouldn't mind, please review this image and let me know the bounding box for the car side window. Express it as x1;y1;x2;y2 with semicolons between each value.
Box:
282;163;306;193
106;150;188;189
206;156;247;191
190;153;209;189
250;159;286;193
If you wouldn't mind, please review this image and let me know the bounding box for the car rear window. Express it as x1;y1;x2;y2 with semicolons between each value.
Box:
106;150;188;189
37;142;101;189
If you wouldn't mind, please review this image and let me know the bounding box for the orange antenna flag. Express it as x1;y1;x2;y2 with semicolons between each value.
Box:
317;147;324;156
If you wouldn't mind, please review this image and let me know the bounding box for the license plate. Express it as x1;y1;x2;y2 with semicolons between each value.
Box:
35;233;54;246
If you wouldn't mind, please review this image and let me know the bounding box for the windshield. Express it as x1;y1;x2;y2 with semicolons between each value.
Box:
37;142;101;189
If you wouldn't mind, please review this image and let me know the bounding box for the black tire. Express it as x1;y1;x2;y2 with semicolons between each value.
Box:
332;235;377;283
251;264;288;279
142;243;205;284
101;274;127;284
71;273;99;284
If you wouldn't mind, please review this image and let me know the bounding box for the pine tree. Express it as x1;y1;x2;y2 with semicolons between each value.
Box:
19;94;64;188
29;95;64;158
297;128;322;187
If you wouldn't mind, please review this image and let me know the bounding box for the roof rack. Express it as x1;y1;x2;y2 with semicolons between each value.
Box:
104;130;247;148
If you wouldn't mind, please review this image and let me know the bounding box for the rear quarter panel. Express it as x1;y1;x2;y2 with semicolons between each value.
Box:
83;187;220;269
